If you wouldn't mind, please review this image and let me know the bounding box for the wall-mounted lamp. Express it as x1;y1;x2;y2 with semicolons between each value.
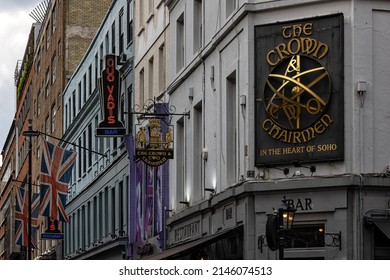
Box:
179;201;190;207
357;81;367;107
202;148;208;161
266;166;289;177
293;162;316;176
188;87;194;102
292;170;304;177
210;65;215;91
204;188;216;195
240;95;246;108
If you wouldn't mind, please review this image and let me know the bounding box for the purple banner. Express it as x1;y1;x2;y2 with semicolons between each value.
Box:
144;166;154;239
136;161;143;241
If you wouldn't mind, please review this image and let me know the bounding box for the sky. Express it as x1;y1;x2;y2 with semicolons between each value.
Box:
0;0;42;153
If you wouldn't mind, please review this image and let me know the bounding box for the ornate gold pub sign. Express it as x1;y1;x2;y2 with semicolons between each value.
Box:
135;118;174;166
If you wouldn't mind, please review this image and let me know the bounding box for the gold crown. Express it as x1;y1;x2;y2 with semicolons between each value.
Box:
149;118;161;127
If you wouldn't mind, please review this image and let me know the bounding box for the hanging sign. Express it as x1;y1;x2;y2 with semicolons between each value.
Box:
254;14;344;166
135;118;174;166
96;54;126;137
40;217;64;240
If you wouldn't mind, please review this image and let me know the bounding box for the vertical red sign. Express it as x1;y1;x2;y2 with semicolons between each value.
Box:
96;54;126;136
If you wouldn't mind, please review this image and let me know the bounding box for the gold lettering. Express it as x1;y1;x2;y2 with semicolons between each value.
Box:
314;120;325;133
282;23;312;38
313;41;329;59
275;43;290;61
303;23;313;36
266;50;279;66
282;26;293;38
292;24;302;37
266;38;329;66
293;131;301;143
300;37;317;55
261;116;333;144
301;126;315;142
287;38;300;55
321;114;333;127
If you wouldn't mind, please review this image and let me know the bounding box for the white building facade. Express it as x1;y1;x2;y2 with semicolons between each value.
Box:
156;0;390;260
62;0;134;259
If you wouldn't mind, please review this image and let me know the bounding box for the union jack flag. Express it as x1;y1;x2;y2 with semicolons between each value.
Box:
15;185;40;248
40;141;76;223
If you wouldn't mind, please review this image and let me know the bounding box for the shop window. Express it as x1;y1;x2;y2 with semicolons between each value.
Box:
285;224;325;248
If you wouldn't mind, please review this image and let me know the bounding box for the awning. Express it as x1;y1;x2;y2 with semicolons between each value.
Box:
144;226;242;260
373;220;390;240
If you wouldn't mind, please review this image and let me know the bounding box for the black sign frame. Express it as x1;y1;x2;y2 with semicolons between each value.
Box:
254;13;344;166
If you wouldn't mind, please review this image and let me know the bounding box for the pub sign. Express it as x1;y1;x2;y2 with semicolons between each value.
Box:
96;54;126;137
255;14;344;166
135;118;174;166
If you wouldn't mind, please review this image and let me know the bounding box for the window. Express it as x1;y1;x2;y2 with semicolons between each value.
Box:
72;90;76;119
51;52;56;83
95;53;98;88
78;81;82;111
226;0;237;18
193;0;203;53
127;0;133;44
226;71;237;186
83;74;87;104
111;22;116;54
119;9;124;54
83;131;87;174
88;65;92;96
127;85;133;133
148;56;154;100
100;43;104;72
45;68;50;96
65;104;68;129
78;137;82;178
139;0;144;27
51;102;56;133
176;13;185;72
148;0;154;15
105;32;109;54
158;44;165;92
139;68;145;106
285;224;325;249
46;22;50;49
176;117;185;206
37;89;41;115
45;114;50;137
52;4;57;33
194;102;203;199
88;123;92;169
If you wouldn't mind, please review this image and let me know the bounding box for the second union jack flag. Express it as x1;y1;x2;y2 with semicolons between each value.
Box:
15;185;39;248
40;141;76;223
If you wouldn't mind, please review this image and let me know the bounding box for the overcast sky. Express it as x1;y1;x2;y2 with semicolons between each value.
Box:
0;0;42;153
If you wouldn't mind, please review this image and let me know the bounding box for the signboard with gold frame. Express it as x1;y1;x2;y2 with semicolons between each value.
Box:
255;13;344;166
135;118;174;166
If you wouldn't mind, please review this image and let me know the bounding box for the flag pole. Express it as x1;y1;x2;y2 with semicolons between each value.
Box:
22;119;39;260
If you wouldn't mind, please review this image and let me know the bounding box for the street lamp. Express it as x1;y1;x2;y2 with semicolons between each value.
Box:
277;196;295;260
266;196;295;260
22;119;40;260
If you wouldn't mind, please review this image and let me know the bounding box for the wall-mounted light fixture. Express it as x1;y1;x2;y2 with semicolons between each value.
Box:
357;81;367;107
188;87;194;102
266;166;289;177
293;162;316;176
204;188;216;195
240;95;246;108
179;201;190;207
202;148;208;161
210;65;215;91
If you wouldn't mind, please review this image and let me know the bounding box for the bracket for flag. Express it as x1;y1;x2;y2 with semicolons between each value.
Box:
32;130;107;158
